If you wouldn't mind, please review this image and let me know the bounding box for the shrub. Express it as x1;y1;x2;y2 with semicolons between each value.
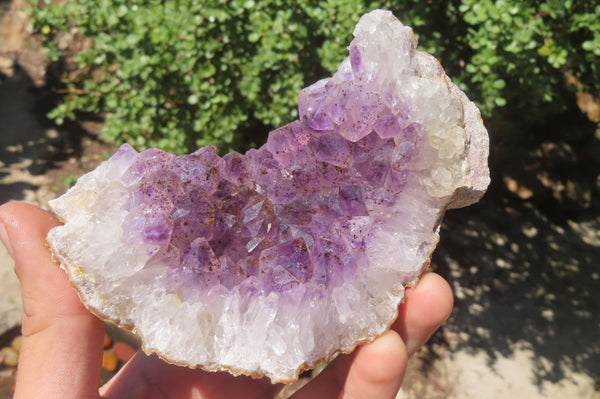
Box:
30;1;600;153
382;1;600;119
30;0;379;153
451;0;599;118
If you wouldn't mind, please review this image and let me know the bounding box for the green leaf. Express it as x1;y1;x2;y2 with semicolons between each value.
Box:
537;45;552;57
582;41;596;52
493;79;506;89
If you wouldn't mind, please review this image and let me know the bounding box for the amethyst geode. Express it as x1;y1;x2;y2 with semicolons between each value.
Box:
47;10;489;382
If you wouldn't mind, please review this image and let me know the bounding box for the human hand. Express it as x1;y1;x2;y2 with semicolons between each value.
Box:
0;201;453;399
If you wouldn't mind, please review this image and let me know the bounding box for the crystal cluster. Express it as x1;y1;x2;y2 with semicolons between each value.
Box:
47;10;489;383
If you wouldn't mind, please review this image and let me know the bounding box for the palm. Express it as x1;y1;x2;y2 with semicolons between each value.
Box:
100;353;279;399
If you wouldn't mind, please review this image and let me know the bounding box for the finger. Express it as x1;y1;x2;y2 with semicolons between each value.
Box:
393;272;453;356
100;351;281;399
291;272;453;399
0;202;104;399
338;330;407;399
293;330;408;399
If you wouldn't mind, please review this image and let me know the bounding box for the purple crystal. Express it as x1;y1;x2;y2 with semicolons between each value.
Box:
349;45;363;77
111;93;426;295
222;151;253;188
108;100;430;295
173;147;223;193
298;78;335;131
338;185;369;216
123;205;173;246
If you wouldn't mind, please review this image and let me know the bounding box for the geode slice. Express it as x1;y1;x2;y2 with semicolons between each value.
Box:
47;10;489;382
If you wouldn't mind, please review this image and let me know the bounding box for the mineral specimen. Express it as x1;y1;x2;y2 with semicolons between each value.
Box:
47;10;489;383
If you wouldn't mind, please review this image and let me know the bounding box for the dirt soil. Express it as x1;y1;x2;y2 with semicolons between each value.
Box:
1;1;599;398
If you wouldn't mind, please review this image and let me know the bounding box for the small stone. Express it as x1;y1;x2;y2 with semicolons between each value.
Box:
45;129;60;139
102;350;118;372
0;56;14;77
103;332;112;348
113;342;136;362
0;347;18;367
10;336;21;352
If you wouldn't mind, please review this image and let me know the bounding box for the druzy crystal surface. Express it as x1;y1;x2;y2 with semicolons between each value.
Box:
47;10;489;382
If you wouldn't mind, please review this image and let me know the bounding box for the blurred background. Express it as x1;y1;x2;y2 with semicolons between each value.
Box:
0;0;598;397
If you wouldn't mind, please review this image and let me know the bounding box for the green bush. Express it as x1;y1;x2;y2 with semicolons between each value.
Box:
451;0;599;118
382;1;600;118
30;0;379;153
30;1;600;153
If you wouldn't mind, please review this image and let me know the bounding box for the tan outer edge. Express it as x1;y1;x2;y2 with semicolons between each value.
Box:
446;80;491;209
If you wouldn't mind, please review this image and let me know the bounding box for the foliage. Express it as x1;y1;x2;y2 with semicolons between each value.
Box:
30;1;600;153
381;0;600;118
60;174;79;189
30;0;378;153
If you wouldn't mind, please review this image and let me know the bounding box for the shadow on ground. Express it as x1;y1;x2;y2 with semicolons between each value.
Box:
0;67;107;204
433;177;600;389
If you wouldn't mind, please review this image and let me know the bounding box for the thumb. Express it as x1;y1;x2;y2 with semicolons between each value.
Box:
0;202;104;399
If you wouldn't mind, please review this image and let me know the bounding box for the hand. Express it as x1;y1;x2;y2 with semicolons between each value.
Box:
0;202;453;399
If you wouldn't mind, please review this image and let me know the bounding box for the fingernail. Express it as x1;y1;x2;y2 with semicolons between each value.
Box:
0;222;15;258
